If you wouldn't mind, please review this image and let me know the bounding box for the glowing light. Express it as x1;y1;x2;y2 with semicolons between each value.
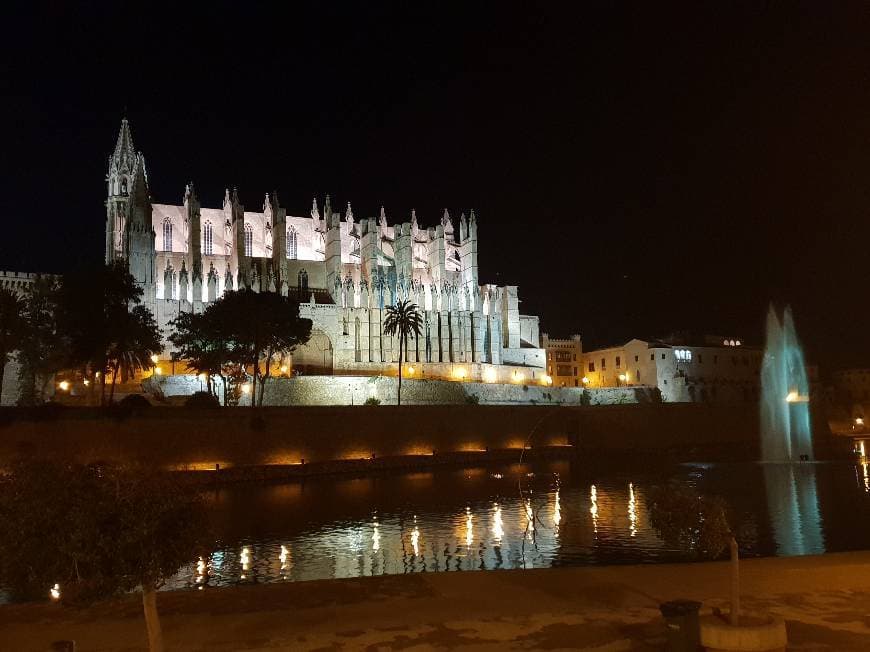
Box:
95;372;100;378
372;519;381;552
465;507;473;547
581;376;589;384
195;556;206;585
411;517;420;557
406;366;415;376
540;374;552;386
483;367;498;383
49;583;60;601
785;390;808;403
554;489;562;529
58;380;70;391
492;503;504;542
155;367;162;376
198;374;206;382
279;545;289;572
628;482;637;538
83;379;90;386
723;339;729;346
512;370;525;383
454;366;467;380
590;484;599;535
735;340;741;346
241;383;252;394
618;374;627;382
280;365;288;374
525;498;535;538
150;354;159;364
863;461;869;493
240;546;251;578
855;417;864;426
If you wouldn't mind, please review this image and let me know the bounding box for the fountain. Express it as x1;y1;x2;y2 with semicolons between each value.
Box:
760;305;813;461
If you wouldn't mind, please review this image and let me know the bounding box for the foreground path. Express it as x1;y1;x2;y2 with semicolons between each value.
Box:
2;552;870;651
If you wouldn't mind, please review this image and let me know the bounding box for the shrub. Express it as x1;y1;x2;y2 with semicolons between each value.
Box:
465;394;480;404
580;389;592;406
364;397;381;405
185;391;220;408
118;394;151;409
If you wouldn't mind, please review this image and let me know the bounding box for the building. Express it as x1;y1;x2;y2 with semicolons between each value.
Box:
541;334;582;387
104;119;545;382
581;335;761;403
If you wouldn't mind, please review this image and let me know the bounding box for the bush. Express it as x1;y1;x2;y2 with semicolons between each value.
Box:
118;394;151;409
465;394;480;404
580;389;592;406
364;397;381;405
185;391;220;408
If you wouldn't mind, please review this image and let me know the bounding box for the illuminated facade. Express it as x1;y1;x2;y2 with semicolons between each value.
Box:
542;334;582;387
105;119;545;381
581;336;761;402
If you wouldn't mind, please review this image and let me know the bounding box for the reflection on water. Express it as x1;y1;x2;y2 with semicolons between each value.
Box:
158;460;870;594
763;463;824;556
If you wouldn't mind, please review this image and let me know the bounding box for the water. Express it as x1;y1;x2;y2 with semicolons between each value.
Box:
761;305;813;461
165;459;870;593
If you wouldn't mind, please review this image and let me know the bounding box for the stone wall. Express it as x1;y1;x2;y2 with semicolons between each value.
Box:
0;359;21;407
146;374;652;406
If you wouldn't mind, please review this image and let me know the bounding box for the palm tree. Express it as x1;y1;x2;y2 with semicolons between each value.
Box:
0;288;24;405
383;300;423;406
106;305;162;404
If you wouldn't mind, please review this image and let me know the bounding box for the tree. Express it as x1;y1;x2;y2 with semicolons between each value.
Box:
59;262;159;405
383;300;423;406
0;288;24;405
170;290;312;407
0;459;209;652
16;276;66;405
106;305;163;404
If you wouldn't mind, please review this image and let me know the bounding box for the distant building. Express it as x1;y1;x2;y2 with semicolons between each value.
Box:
541;334;582;387
833;368;870;403
581;335;761;403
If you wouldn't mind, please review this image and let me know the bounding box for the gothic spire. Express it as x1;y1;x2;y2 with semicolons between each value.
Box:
109;118;137;175
379;205;388;228
311;197;320;221
345;201;354;224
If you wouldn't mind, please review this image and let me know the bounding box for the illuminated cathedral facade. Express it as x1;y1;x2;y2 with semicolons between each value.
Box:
105;119;546;381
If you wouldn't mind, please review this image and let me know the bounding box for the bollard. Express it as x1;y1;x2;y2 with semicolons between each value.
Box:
659;600;701;652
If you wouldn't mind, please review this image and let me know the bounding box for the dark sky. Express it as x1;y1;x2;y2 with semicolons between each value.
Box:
2;3;869;371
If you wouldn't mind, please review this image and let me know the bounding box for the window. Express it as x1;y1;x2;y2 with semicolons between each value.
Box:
203;221;213;256
298;269;308;291
636;369;641;382
698;353;703;363
557;364;572;376
615;356;621;367
163;218;173;251
650;353;654;361
675;349;693;362
661;353;666;360
286;226;298;259
601;358;606;370
588;361;595;372
244;224;253;257
634;355;639;362
573;367;577;376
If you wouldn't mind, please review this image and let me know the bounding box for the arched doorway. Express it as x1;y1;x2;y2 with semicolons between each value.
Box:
292;330;334;375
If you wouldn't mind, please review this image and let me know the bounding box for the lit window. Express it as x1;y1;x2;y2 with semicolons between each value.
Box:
287;226;297;259
203;221;213;256
244;224;253;257
163;218;173;251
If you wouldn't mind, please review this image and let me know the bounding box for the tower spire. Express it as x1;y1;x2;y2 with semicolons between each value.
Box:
109;118;137;176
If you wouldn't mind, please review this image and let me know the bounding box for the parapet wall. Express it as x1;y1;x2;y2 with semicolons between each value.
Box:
0;403;784;471
147;374;651;406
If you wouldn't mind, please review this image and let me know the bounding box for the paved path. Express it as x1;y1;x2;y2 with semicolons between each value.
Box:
2;552;870;650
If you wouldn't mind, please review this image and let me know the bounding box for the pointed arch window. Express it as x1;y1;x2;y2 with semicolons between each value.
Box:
286;226;298;259
203;221;213;256
244;224;253;257
163;218;173;252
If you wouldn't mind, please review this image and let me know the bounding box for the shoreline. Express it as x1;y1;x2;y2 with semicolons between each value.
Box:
2;551;869;650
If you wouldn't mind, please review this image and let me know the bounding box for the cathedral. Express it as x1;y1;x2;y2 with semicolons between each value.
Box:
105;119;546;382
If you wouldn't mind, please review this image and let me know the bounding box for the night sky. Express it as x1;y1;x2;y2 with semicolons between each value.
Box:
2;3;869;372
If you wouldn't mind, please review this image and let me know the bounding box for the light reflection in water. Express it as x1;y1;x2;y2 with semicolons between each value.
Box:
146;462;870;596
862;462;869;493
465;507;473;547
554;489;562;533
372;519;381;552
411;517;420;557
590;484;599;535
492;503;504;542
524;497;535;539
195;556;207;588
